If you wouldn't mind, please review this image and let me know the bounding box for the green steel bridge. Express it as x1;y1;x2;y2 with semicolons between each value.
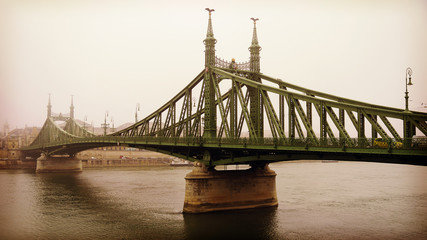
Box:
21;10;427;166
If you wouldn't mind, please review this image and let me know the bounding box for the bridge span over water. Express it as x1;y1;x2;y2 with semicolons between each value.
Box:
21;9;427;213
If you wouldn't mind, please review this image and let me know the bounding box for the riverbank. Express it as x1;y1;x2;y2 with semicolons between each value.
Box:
0;158;179;170
0;149;185;169
0;159;37;169
82;158;174;168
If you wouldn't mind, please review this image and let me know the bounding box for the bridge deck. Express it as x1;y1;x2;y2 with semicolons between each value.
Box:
22;136;427;166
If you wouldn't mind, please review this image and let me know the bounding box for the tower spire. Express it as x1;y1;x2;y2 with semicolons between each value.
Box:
251;17;259;45
3;120;9;137
70;95;74;119
203;8;217;138
249;17;261;73
204;8;216;67
248;18;263;139
205;8;215;38
47;93;52;118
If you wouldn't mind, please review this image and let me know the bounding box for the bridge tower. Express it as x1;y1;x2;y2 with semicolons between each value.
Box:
249;18;263;139
70;95;75;119
183;12;277;213
47;94;52;118
203;8;217;139
35;94;82;173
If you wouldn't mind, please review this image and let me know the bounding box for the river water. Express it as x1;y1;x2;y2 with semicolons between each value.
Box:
0;161;426;240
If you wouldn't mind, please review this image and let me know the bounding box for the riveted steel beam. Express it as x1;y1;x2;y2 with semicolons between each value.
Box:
291;96;317;144
361;110;390;141
211;71;231;138
261;90;286;140
288;96;295;140
408;117;427;136
324;106;353;146
379;116;402;142
234;81;257;138
218;92;231;138
279;86;286;132
237;88;250;137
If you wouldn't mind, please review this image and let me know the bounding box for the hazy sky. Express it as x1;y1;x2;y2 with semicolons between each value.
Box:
1;0;426;130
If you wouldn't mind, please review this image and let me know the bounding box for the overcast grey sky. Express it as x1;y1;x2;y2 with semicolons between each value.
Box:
1;0;426;130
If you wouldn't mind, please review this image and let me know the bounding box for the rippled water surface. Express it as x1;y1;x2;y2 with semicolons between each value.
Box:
0;161;426;240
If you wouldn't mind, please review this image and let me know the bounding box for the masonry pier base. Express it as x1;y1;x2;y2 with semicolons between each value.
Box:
36;154;82;173
183;162;278;213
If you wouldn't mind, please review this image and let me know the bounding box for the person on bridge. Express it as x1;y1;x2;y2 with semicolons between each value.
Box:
229;58;237;70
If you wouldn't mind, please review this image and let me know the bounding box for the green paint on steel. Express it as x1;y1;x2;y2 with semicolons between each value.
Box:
21;11;427;166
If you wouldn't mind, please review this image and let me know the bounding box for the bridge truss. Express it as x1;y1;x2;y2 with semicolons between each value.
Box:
22;10;427;165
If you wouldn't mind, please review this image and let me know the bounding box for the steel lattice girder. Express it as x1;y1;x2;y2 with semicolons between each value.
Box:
23;67;427;164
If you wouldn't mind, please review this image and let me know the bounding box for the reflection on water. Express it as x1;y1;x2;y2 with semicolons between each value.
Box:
0;162;426;240
183;207;278;240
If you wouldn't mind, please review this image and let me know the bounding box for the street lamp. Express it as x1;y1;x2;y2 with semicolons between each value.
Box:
405;67;413;111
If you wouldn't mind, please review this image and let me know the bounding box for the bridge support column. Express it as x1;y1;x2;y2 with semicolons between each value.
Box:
183;162;278;213
36;154;82;173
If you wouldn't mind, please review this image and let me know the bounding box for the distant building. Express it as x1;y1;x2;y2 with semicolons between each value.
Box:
0;126;40;159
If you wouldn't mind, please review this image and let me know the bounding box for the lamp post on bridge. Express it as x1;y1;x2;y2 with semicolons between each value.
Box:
403;67;415;148
405;67;413;112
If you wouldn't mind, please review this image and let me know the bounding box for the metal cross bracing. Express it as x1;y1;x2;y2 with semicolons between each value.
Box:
24;116;95;157
21;9;427;165
22;64;427;165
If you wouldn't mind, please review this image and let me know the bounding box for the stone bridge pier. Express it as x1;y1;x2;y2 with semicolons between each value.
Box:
36;154;82;173
183;162;278;213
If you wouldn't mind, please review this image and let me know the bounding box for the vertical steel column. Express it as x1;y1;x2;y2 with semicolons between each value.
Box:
249;86;262;139
204;72;217;139
279;87;285;133
403;115;414;148
171;102;175;137
288;98;295;140
306;101;312;127
371;115;378;142
203;9;217;139
320;103;327;145
186;89;192;137
230;79;237;138
158;112;162;136
339;109;345;144
146;120;150;135
357;109;365;146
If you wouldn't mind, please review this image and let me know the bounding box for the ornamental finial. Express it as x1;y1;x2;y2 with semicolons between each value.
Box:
251;17;259;24
250;17;259;45
205;8;215;15
205;8;215;38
